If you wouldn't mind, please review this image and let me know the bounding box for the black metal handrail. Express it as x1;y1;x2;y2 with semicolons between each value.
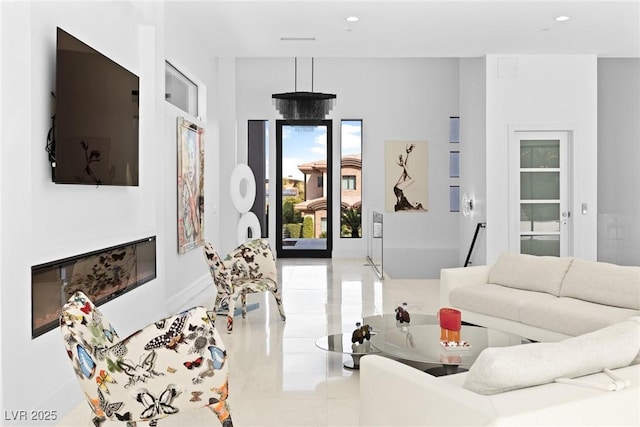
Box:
464;222;486;267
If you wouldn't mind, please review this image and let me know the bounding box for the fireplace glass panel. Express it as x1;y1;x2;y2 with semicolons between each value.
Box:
31;236;156;338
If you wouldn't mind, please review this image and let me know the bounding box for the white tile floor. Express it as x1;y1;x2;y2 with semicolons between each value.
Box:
57;258;440;427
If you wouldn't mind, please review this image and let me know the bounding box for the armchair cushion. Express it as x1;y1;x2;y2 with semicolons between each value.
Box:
61;291;231;425
223;238;277;286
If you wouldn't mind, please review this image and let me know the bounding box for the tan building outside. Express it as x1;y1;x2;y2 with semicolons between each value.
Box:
295;154;362;238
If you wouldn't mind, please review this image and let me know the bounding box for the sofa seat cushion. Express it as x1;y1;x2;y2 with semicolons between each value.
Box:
519;296;640;337
450;284;557;322
560;258;640;310
488;252;573;296
463;317;640;395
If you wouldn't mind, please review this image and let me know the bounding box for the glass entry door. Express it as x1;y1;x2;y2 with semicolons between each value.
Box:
511;131;571;257
276;120;332;258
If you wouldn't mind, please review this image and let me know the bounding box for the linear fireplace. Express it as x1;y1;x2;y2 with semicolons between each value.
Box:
31;236;156;338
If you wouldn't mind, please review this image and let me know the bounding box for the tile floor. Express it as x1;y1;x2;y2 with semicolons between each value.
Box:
57;258;440;427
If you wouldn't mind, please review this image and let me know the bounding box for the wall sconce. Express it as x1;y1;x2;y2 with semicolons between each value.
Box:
462;193;474;216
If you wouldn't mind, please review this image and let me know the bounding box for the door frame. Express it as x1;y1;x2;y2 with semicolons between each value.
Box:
508;129;573;257
276;119;333;258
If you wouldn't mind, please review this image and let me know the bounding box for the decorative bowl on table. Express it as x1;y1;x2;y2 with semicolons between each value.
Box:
439;340;472;351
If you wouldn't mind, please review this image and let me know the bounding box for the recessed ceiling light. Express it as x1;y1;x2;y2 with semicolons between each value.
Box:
280;37;316;42
555;15;570;22
346;16;359;23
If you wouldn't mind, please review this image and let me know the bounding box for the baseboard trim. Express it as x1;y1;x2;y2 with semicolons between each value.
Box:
165;274;215;314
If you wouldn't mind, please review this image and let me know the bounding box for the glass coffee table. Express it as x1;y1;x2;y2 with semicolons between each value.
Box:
363;313;437;333
315;313;436;370
370;323;528;375
315;333;380;370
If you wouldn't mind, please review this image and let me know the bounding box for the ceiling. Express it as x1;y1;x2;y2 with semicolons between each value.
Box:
171;0;640;58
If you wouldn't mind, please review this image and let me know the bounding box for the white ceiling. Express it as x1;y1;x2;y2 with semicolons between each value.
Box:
171;0;640;58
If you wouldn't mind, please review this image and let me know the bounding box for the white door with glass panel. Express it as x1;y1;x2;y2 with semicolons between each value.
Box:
510;131;571;257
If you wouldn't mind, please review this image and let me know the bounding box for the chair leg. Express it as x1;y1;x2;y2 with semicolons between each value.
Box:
226;294;239;333
271;289;286;321
91;416;106;427
214;294;223;312
241;291;247;319
207;400;233;427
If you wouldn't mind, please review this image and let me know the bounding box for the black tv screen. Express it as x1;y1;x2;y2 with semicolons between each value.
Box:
54;27;139;186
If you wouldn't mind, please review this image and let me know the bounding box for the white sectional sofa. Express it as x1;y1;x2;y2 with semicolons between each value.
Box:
358;254;640;426
440;252;640;342
360;354;640;426
360;313;640;426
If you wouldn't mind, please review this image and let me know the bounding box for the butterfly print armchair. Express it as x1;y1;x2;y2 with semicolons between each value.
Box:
60;291;233;427
203;238;286;333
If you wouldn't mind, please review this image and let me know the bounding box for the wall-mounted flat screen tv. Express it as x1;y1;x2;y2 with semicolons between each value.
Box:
53;27;139;186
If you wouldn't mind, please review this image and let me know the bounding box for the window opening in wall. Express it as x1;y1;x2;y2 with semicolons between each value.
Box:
449;116;461;214
450;151;460;178
342;175;356;190
450;185;460;212
341;120;362;238
165;61;198;117
449;116;460;143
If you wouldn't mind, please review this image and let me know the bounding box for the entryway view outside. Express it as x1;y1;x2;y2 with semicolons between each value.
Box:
276;120;362;257
280;123;330;252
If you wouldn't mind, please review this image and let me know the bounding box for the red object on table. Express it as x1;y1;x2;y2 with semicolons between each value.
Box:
439;308;462;342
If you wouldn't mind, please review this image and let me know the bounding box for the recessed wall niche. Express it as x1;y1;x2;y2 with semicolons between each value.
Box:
31;236;156;338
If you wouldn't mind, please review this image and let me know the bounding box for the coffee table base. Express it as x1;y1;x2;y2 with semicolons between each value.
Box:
426;365;468;376
343;354;364;370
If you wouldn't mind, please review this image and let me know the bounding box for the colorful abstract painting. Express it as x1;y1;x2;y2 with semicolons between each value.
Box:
177;118;205;254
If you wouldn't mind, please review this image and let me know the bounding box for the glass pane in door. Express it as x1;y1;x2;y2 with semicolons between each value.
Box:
519;139;561;257
279;123;331;255
520;140;559;168
520;203;560;232
521;235;560;256
520;172;560;200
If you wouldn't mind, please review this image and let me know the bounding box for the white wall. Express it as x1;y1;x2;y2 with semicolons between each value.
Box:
0;0;7;420
235;57;461;278
0;1;218;422
597;59;640;266
458;58;487;266
216;57;240;257
163;3;220;311
485;55;598;263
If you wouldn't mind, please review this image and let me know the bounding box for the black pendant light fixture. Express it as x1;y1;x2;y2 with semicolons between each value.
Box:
272;58;336;120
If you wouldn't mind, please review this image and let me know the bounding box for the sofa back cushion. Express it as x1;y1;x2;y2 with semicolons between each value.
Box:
488;252;573;296
560;258;640;310
463;317;640;395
